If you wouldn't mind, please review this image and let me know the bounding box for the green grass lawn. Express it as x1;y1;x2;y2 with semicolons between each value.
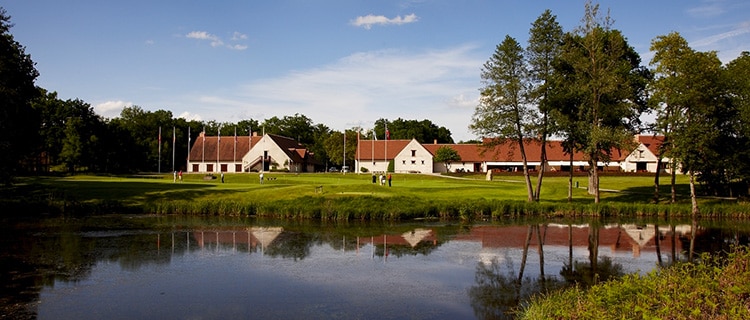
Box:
5;172;743;218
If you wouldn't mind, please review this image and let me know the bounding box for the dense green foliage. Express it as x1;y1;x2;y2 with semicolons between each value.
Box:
0;8;40;184
520;247;750;319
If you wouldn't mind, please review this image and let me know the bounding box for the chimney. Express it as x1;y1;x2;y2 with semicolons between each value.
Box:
434;139;438;144
252;132;258;137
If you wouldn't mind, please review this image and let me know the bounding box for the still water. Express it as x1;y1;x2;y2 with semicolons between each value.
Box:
2;215;748;319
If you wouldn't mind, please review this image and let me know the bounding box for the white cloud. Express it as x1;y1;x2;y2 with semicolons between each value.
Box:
231;31;248;41
691;20;750;48
227;44;248;51
215;45;482;140
177;111;202;121
186;30;248;50
186;30;224;47
351;13;419;30
94;100;132;119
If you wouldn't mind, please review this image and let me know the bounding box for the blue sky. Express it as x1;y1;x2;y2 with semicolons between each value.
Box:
4;0;749;141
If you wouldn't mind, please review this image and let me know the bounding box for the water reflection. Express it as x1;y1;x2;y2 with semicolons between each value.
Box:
1;216;748;319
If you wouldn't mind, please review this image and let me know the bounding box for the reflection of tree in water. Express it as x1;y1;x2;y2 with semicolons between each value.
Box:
560;257;624;287
467;256;565;320
263;231;317;260
468;224;566;320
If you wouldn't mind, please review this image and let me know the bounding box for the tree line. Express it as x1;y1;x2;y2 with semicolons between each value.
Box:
470;1;750;213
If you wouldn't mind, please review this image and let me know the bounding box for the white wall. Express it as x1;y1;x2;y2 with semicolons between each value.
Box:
393;140;433;173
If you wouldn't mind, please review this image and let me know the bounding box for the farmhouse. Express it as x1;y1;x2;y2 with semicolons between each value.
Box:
187;132;317;173
355;135;668;174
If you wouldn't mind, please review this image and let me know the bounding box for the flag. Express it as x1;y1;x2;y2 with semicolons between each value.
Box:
385;124;390;140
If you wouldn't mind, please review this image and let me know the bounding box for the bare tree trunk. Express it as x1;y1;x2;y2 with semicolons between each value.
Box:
671;159;677;203
689;218;697;262
654;157;662;203
654;224;663;267
518;225;533;283
689;171;699;216
535;135;548;202
588;225;600;283
535;225;545;278
568;152;574;202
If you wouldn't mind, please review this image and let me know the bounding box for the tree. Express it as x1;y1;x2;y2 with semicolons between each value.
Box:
374;118;453;143
0;8;40;183
434;146;461;172
649;32;692;203
471;35;538;202
726;52;750;195
553;1;648;203
322;130;357;168
527;9;563;201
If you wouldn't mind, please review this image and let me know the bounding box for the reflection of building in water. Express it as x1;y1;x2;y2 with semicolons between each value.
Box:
454;224;697;260
191;227;283;252
359;228;438;248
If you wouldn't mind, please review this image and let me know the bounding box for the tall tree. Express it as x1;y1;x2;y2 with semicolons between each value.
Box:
470;35;537;202
0;8;40;183
649;32;692;203
527;9;563;201
726;52;750;195
553;1;647;203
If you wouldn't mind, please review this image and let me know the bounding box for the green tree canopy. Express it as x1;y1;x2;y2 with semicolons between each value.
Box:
0;8;40;183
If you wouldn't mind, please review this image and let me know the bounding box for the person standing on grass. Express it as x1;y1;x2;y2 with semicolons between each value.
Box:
388;174;392;187
260;172;264;184
173;171;177;183
221;172;224;183
179;170;182;182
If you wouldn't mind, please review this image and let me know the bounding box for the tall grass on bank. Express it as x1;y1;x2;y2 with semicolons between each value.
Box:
142;196;750;220
520;247;750;319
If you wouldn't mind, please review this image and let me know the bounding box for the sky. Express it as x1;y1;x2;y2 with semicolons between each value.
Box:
4;0;749;142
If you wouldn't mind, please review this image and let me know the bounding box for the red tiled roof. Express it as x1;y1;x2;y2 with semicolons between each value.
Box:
356;140;412;160
189;133;260;162
636;134;665;156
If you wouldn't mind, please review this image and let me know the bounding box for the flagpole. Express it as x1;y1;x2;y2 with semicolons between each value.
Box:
234;126;237;166
384;122;388;173
217;125;221;173
158;126;162;173
187;126;191;172
343;129;346;175
172;126;176;172
202;126;205;172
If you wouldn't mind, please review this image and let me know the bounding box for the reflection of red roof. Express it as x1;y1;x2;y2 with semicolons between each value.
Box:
192;229;277;249
453;225;689;257
359;231;438;247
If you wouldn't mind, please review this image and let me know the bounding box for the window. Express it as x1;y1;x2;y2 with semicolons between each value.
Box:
207;164;214;172
411;150;416;157
402;160;406;164
192;164;199;172
235;164;242;172
221;164;228;172
411;160;416;165
421;160;425;165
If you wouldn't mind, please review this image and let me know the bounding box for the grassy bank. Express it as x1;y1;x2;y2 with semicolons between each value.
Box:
3;172;749;219
519;247;750;319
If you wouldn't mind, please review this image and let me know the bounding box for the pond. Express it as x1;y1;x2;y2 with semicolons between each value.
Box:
1;215;748;319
